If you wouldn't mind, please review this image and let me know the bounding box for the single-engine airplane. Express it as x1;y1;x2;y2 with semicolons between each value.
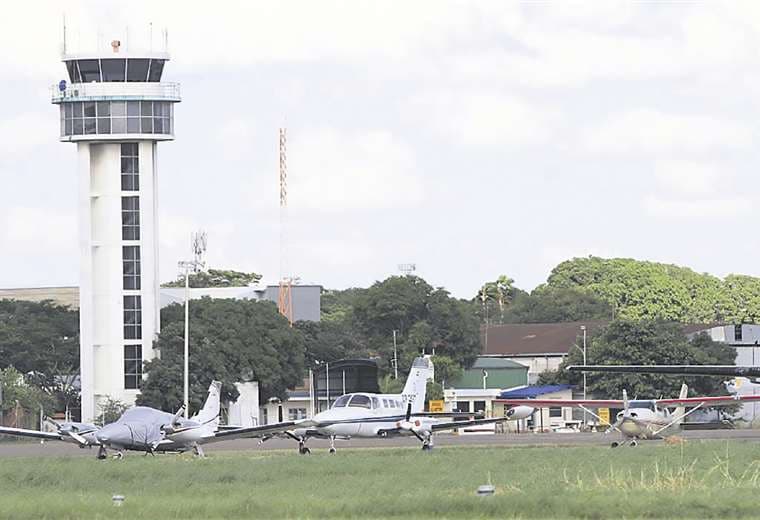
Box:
500;384;760;447
247;356;512;454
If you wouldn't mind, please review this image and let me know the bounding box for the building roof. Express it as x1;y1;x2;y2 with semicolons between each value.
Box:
0;286;79;308
482;322;606;356
498;384;572;399
470;357;528;370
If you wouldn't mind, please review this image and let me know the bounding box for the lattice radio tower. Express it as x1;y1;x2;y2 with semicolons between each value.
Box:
278;128;294;325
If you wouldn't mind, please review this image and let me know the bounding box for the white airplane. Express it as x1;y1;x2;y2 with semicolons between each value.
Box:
258;356;511;454
500;384;760;447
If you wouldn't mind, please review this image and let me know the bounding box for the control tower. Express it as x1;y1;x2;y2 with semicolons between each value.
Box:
52;39;180;422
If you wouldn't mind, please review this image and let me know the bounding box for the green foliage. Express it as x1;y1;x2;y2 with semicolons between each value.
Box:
378;374;405;394
162;269;262;288
545;256;760;323
426;380;443;401
502;287;613;323
0;367;54;415
138;298;305;411
0;300;80;413
477;275;519;325
352;276;481;375
98;397;129;425
539;320;736;398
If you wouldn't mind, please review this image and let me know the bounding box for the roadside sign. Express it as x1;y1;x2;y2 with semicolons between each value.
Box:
598;407;610;426
429;400;444;412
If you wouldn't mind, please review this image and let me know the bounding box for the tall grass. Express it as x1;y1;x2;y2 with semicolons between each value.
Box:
1;441;760;518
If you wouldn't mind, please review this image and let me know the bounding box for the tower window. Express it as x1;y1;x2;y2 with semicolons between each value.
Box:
101;59;126;82
122;246;141;290
126;59;150;82
124;344;143;389
121;144;139;191
123;295;142;340
121;196;140;240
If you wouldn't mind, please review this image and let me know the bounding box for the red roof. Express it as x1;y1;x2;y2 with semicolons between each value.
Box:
481;322;606;356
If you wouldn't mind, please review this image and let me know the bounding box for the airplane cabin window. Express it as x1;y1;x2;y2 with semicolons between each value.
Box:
333;395;351;408
371;397;380;409
348;395;372;409
382;399;389;408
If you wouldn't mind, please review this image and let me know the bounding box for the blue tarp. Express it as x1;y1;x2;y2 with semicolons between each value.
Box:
499;384;572;399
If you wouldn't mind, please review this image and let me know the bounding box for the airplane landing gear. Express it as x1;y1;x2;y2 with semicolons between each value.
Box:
96;446;107;460
420;432;434;452
192;444;206;458
112;451;124;460
328;436;337;454
298;439;311;455
610;441;620;448
629;440;638;447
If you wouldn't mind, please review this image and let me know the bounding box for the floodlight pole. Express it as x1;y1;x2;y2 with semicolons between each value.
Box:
178;259;203;419
392;330;399;379
580;325;587;430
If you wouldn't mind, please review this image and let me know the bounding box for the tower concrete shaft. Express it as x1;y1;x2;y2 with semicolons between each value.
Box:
52;44;180;421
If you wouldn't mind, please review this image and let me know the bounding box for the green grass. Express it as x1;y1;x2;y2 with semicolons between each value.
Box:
3;441;760;519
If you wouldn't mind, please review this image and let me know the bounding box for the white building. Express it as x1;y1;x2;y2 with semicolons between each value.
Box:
52;40;181;422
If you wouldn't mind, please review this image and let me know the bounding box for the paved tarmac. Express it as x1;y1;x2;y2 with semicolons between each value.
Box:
2;429;760;458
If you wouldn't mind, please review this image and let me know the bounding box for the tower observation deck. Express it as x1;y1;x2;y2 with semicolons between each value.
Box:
52;40;181;421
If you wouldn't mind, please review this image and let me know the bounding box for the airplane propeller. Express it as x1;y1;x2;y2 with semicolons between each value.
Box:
396;402;426;442
160;405;187;435
46;417;92;446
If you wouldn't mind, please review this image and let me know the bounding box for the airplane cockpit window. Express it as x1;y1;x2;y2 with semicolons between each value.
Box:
371;397;380;409
333;395;351;408
348;394;372;409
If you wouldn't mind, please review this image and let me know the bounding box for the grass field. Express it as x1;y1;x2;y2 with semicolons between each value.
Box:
3;440;760;519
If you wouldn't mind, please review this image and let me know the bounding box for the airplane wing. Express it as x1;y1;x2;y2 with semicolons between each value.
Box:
655;395;760;407
499;398;626;409
566;365;760;378
430;416;508;432
204;420;299;442
0;426;65;441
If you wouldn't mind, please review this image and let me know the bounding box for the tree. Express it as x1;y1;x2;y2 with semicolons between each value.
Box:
0;300;79;413
501;287;613;323
477;275;517;324
98;397;129;425
351;276;480;377
137;298;305;412
539;320;736;398
162;269;262;288
0;367;55;418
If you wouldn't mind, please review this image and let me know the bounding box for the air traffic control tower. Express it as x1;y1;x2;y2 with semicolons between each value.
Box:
52;39;180;421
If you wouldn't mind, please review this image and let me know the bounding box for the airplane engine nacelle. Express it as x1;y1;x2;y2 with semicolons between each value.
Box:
506;406;534;420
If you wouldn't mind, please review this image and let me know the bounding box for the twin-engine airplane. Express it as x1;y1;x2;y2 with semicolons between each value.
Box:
567;364;760;380
501;384;760;447
249;356;512;453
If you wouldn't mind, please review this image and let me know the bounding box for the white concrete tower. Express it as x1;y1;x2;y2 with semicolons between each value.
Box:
52;40;180;422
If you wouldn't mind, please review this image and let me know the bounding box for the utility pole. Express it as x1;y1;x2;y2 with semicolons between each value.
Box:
392;330;399;379
580;325;587;430
178;231;207;419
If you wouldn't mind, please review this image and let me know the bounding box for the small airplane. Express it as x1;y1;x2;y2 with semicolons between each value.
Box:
0;381;299;459
500;384;760;447
253;356;512;454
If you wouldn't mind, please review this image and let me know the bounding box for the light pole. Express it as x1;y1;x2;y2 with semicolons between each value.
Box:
580;325;587;430
392;330;399;379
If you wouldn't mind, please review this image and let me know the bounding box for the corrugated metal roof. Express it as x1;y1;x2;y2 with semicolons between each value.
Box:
498;384;572;399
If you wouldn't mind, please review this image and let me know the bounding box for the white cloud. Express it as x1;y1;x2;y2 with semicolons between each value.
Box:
2;207;76;247
653;160;728;196
642;196;751;219
413;91;557;147
287;128;422;211
582;110;753;155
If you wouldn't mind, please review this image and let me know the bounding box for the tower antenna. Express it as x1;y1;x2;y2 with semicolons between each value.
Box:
278;128;294;326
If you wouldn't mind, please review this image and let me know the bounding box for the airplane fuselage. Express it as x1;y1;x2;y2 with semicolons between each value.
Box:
616;407;679;440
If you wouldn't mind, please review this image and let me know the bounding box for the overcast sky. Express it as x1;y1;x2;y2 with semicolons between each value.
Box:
2;1;760;298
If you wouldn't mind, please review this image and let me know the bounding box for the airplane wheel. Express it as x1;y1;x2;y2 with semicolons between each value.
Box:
610;442;620;449
299;446;311;455
96;447;107;460
629;440;638;447
329;448;337;454
421;444;433;452
113;452;124;460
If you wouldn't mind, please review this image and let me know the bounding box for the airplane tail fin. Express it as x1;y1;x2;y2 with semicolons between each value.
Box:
192;380;222;432
622;389;629;412
674;383;688;424
402;356;434;413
